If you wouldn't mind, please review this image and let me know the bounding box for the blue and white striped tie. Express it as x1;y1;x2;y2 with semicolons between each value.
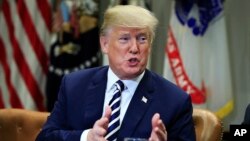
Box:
105;80;125;141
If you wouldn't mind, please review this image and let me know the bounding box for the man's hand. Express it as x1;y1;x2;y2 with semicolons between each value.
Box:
87;106;111;141
149;113;167;141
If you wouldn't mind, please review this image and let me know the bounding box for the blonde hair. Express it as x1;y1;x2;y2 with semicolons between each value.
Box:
100;5;158;43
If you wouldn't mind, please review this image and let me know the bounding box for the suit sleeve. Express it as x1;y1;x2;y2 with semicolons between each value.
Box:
168;95;196;141
36;76;83;141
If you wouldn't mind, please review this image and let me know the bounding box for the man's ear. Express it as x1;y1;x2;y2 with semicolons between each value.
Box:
100;36;109;54
149;45;152;53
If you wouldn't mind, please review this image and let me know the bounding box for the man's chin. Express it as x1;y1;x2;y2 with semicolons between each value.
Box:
123;69;143;78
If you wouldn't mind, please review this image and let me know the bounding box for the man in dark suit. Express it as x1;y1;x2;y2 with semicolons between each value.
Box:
36;5;195;141
242;104;250;125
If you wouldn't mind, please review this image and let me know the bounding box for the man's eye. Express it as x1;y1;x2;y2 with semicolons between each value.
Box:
119;37;129;43
138;36;148;43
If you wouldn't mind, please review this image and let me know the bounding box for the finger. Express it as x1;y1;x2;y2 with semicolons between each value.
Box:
157;119;166;132
103;106;112;129
152;113;166;132
154;127;167;141
96;117;109;127
151;113;160;128
88;128;107;141
104;106;112;119
151;113;167;141
94;118;109;136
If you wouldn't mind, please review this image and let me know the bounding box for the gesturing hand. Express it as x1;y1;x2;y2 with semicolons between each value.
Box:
87;106;111;141
149;113;167;141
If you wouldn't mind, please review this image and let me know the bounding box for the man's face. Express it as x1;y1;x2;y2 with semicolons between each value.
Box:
100;26;151;79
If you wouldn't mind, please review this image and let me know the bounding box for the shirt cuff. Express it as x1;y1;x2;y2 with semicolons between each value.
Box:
80;129;91;141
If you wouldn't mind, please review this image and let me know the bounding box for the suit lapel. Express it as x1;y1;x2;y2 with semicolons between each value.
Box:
83;67;108;126
119;70;155;138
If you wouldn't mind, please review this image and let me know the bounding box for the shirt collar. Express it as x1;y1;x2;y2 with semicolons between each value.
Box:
106;67;145;94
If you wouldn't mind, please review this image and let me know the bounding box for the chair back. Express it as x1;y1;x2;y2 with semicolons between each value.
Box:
0;108;223;141
0;108;49;141
193;108;223;141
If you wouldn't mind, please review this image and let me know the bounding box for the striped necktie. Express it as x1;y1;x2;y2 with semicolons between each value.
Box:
105;80;125;141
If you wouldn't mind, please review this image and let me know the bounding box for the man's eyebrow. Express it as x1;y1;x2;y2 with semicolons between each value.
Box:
139;33;147;35
118;32;130;36
137;32;149;37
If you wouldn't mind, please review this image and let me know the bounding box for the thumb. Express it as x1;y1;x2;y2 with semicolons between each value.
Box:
103;106;112;130
104;106;112;120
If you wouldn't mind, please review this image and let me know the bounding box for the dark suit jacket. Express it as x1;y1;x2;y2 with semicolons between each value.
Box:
36;66;195;141
242;104;250;125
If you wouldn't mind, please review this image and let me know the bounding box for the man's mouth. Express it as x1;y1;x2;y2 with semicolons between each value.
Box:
128;58;139;63
127;58;140;66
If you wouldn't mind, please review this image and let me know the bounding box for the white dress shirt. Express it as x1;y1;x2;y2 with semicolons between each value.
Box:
80;68;144;141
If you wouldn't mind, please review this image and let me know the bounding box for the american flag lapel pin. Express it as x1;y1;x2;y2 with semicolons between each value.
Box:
142;96;147;103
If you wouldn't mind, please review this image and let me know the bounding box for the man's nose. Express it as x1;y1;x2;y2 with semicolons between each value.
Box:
129;39;139;54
